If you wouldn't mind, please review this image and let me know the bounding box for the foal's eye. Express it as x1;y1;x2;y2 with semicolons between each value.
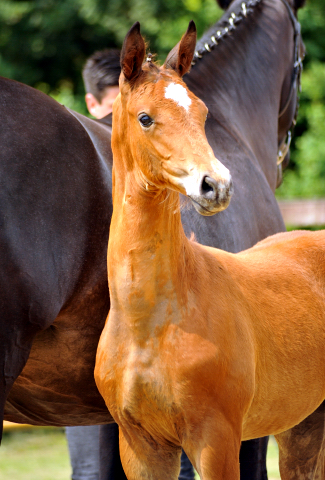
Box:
138;114;154;128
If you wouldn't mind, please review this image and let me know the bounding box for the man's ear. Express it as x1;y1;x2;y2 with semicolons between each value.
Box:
85;93;100;117
164;21;197;77
120;22;146;83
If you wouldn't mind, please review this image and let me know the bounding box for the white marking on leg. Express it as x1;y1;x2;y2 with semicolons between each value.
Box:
165;83;192;111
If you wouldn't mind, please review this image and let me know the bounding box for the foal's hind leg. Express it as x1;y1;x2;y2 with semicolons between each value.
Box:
275;402;325;479
118;426;182;480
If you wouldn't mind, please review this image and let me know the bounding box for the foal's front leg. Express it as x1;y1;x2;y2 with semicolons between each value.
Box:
118;426;182;480
183;414;241;480
118;412;241;480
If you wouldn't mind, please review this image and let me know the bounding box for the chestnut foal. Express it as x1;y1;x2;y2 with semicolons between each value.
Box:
95;23;325;480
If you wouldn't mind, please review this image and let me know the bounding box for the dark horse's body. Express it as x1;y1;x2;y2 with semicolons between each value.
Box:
3;0;318;478
1;81;113;426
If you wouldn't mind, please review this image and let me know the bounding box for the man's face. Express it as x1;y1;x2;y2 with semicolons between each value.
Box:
85;85;120;119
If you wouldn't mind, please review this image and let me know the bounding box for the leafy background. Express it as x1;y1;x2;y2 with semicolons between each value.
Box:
0;0;325;199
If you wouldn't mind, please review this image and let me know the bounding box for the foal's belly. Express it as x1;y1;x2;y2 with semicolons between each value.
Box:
242;353;325;440
242;396;325;441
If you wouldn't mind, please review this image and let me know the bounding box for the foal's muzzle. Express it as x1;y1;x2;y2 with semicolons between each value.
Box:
189;173;234;216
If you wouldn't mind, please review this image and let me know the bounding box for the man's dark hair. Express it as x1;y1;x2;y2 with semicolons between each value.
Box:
82;49;121;102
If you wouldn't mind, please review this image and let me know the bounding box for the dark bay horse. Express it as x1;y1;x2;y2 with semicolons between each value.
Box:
1;79;114;428
2;0;313;478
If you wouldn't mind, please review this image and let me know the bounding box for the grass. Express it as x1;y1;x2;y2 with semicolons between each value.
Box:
267;437;281;480
0;427;280;480
0;427;71;480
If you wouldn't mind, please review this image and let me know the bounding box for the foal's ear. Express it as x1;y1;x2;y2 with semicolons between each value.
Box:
120;22;146;83
164;21;197;77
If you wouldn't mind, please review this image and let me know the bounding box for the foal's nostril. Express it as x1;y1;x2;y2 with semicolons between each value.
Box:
190;173;233;214
200;176;219;199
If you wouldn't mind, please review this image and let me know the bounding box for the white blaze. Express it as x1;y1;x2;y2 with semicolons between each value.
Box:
165;83;191;111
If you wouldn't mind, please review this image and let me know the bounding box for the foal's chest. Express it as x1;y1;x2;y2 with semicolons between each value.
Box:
114;322;228;428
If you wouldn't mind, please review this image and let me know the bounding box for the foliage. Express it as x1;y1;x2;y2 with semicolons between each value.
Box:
0;0;325;199
277;61;325;198
0;0;221;101
277;0;325;199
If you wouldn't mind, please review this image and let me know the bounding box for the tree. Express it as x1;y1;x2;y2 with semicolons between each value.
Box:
1;0;324;198
277;0;325;199
0;0;221;113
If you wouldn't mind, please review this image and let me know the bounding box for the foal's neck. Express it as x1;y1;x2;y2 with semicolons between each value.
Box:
108;146;191;329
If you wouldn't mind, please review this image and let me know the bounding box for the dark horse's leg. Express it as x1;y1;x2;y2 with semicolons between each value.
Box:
0;335;37;441
99;424;195;480
0;292;43;440
239;438;269;480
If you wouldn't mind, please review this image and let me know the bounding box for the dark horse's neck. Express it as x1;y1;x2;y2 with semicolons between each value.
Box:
185;0;294;189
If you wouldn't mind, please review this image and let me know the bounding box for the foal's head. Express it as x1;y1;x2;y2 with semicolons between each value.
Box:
112;22;233;216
